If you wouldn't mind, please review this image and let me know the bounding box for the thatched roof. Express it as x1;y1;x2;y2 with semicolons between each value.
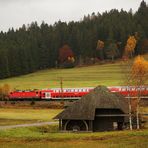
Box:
54;86;129;120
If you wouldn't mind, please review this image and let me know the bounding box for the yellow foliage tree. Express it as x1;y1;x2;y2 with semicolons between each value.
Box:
125;36;137;58
131;55;148;129
1;84;11;100
96;40;104;50
0;86;3;100
131;55;148;84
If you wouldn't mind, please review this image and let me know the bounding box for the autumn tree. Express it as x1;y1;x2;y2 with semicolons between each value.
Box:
0;86;2;100
0;84;11;100
125;36;137;58
59;44;75;68
131;55;148;129
96;40;105;60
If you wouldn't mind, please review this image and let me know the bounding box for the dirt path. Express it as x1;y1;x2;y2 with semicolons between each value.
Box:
0;121;58;130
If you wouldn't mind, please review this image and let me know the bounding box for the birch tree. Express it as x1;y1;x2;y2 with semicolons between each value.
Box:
131;55;148;129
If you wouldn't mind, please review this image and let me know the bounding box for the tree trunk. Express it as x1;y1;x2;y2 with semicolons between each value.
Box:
128;98;133;130
136;93;141;130
136;102;140;129
127;87;132;130
136;84;141;130
111;56;114;62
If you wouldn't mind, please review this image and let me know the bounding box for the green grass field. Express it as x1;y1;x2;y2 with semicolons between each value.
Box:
0;108;62;126
0;127;148;148
0;63;124;90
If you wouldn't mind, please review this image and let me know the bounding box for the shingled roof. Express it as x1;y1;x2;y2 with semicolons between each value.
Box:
54;86;129;120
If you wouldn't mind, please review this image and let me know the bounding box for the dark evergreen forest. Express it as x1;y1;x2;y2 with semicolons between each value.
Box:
0;1;148;79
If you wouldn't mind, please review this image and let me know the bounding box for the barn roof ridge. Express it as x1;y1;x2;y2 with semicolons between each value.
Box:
54;85;129;120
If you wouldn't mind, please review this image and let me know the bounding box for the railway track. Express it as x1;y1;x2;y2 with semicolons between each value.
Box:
1;96;147;102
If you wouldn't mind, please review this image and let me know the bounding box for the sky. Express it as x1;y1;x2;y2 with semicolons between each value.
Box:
0;0;147;32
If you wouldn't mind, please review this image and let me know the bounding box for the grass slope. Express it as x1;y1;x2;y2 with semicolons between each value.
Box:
0;54;148;90
0;62;125;90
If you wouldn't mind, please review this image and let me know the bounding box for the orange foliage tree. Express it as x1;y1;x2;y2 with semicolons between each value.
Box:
131;55;148;129
131;55;148;85
59;44;75;68
125;36;137;58
0;84;11;100
96;40;104;60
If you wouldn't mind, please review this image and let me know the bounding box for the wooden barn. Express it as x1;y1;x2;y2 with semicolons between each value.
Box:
54;86;129;132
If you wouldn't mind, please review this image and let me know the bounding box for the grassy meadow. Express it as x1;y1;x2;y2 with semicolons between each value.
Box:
0;127;148;148
0;108;62;126
0;62;124;90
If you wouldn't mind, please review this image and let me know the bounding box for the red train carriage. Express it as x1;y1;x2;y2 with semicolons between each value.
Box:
50;87;93;98
108;86;148;97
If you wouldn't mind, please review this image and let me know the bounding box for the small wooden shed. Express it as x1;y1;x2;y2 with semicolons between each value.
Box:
54;86;129;132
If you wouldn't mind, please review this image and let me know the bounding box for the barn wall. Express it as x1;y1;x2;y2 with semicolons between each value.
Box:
93;116;124;132
93;109;125;132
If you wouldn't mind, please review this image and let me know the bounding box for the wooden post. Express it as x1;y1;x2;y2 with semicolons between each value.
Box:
60;77;64;106
59;119;62;131
89;120;93;131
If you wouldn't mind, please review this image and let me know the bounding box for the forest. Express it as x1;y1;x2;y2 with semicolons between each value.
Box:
0;0;148;79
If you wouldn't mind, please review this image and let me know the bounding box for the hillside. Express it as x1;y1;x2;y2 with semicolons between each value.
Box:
0;54;147;90
0;1;148;79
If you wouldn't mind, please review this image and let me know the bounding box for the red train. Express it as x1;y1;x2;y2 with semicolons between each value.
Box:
8;86;148;101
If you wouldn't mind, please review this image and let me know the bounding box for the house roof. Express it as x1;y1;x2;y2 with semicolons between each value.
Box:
54;86;129;120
